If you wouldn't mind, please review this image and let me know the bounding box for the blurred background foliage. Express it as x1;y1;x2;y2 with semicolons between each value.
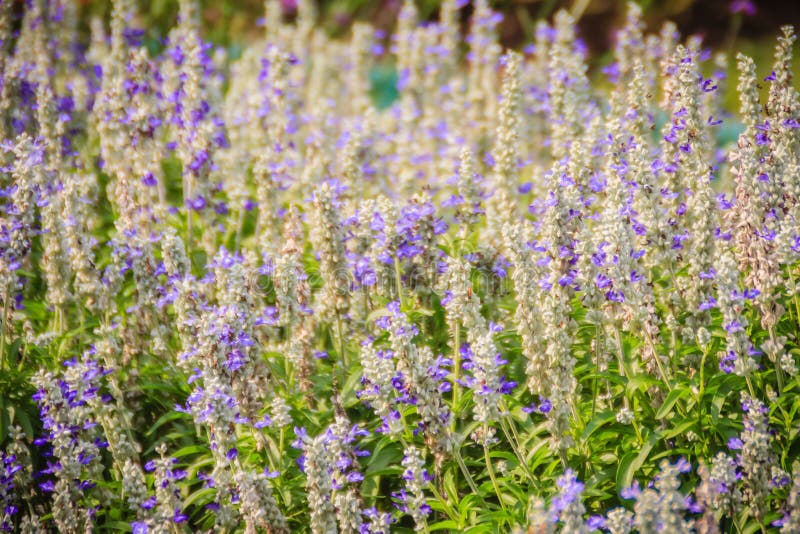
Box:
77;2;797;87
43;0;793;142
68;0;800;53
22;0;800;116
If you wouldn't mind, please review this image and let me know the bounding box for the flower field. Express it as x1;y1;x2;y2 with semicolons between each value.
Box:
2;0;800;532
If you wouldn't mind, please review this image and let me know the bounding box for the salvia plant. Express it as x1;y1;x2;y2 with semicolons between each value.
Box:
1;0;800;532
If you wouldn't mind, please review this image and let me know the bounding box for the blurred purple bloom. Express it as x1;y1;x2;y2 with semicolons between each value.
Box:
730;0;756;15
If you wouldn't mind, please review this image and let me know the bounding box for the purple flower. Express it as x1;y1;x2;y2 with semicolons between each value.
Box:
771;471;791;488
743;288;760;299
550;470;584;521
773;516;789;528
698;268;716;280
595;273;612;289
187;195;206;211
226;349;246;371
254;415;272;429
698;296;717;311
587;515;606;529
347;471;364;483
123;27;146;47
685;495;703;514
539;399;552;413
720;351;736;374
716;194;734;210
265;469;280;478
291;427;308;449
724;320;743;333
715;227;732;241
728;437;743;450
620;481;641;499
675;457;691;473
440;290;453;306
701;79;718;93
730;0;756;15
602;62;620;83
375;315;391;330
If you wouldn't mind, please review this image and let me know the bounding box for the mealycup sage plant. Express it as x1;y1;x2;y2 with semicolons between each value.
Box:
0;0;800;532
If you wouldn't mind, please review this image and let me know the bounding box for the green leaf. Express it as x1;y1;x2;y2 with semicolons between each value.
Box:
430;520;461;531
625;374;660;396
146;410;190;437
183;487;216;509
616;431;659;491
0;395;5;444
443;468;459;504
101;521;135;532
172;444;209;459
580;410;615;442
656;388;690;420
661;419;696;440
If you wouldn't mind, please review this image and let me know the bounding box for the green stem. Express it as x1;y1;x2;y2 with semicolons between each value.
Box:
483;439;507;511
612;326;629;382
643;325;671;388
558;448;568;470
498;412;535;484
794;293;800;331
731;507;743;534
428;482;459;524
613;327;644;444
451;321;461;428
699;345;708;397
631;414;644;446
279;427;285;463
235;207;245;250
336;314;347;368
591;323;601;419
746;375;756;398
697;344;709;431
769;326;784;396
394;257;405;309
185;176;193;261
0;286;8;370
454;447;480;495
